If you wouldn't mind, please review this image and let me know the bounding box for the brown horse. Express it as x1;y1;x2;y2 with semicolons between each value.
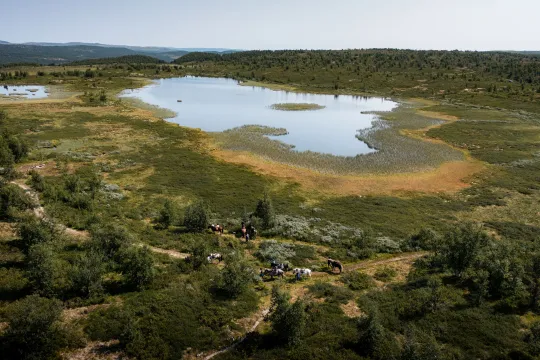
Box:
327;258;343;273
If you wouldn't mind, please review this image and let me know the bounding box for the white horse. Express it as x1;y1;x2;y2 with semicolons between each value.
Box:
293;268;312;278
207;253;223;263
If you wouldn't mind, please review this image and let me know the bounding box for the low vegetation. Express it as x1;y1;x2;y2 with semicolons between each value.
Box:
0;49;537;360
270;103;325;111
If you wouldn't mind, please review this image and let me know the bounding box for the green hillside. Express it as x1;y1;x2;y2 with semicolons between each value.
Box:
68;55;165;65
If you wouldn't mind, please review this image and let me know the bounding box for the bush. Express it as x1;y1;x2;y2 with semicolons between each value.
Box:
1;295;70;359
120;246;155;290
406;228;441;251
183;201;209;232
0;183;35;219
90;223;133;260
341;271;376;291
218;253;254;298
26;243;69;298
374;267;398;282
18;217;61;254
28;170;45;192
70;250;105;299
256;240;295;264
254;193;275;229
268;286;306;346
158;199;179;228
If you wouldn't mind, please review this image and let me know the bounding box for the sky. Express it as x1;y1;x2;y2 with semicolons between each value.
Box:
2;0;539;50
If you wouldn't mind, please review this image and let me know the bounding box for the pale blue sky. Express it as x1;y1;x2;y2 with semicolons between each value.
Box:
2;0;539;50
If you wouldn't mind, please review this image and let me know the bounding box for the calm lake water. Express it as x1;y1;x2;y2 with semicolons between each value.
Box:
0;85;48;99
121;77;397;156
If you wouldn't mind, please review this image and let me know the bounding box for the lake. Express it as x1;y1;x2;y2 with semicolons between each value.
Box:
121;77;397;156
0;85;48;99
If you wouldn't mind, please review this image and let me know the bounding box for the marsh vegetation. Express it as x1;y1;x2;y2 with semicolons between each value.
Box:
270;103;325;111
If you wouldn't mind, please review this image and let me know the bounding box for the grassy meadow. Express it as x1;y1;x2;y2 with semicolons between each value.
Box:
0;51;538;360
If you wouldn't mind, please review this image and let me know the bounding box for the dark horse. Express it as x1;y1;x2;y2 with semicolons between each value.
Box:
327;258;343;273
271;261;289;272
209;224;224;235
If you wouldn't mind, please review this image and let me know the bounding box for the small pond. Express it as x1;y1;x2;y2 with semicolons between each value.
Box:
121;77;397;156
0;85;49;99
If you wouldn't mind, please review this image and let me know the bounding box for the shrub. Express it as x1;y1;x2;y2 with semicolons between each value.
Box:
254;193;275;229
90;222;133;260
268;286;306;346
70;250;105;299
256;240;295;264
406;228;441;251
436;223;491;277
218;253;254;298
374;237;401;253
0;183;35;219
18;217;61;254
28;170;45;192
374;267;398;282
120;246;155;290
184;201;209;232
0;268;29;301
158;199;179;228
1;295;68;359
341;271;376;291
26;243;69;298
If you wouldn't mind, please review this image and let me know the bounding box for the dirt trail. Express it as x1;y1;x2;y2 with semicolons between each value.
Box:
204;309;269;360
344;252;426;272
11;180;89;239
143;244;190;259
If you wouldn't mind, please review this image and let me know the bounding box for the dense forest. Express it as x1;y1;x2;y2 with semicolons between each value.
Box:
69;55;165;65
180;49;540;111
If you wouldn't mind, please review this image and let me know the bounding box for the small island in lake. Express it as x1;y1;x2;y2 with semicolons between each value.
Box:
270;103;325;111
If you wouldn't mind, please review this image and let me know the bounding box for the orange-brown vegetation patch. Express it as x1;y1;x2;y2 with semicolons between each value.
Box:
213;149;484;196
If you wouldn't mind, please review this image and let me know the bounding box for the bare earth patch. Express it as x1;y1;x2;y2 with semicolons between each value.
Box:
341;300;364;318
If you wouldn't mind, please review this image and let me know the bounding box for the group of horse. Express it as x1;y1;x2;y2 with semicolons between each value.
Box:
259;260;315;281
207;253;223;263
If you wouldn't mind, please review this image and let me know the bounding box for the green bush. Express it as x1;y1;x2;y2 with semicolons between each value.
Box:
254;193;275;229
90;222;133;260
183;201;209;232
70;250;104;299
341;271;376;291
268;286;306;346
18;217;61;254
158;199;179;228
28;170;45;192
26;243;69;298
0;183;35;219
0;267;29;301
217;253;254;298
120;246;155;290
1;295;71;360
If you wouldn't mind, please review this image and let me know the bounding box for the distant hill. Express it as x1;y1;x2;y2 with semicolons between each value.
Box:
152;50;190;62
69;55;165;65
0;42;240;65
173;52;222;64
0;44;138;65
